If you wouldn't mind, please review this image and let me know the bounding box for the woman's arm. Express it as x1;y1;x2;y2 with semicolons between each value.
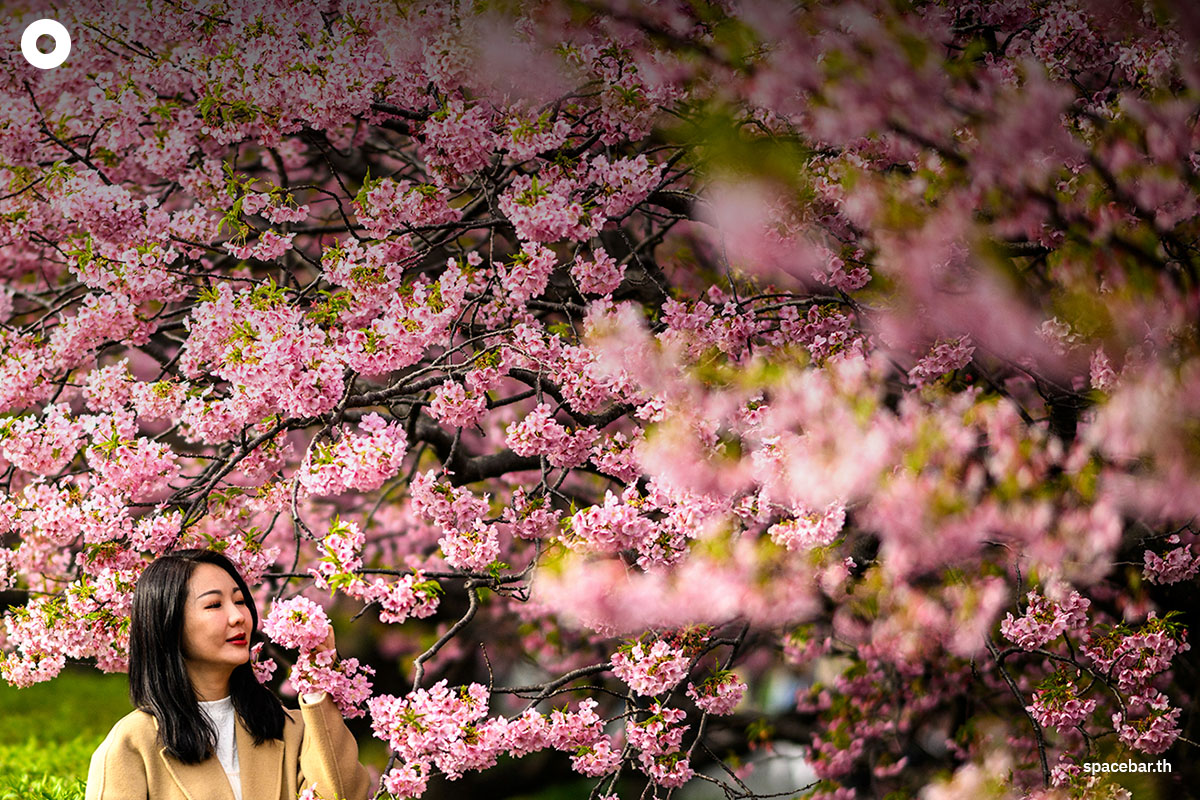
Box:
85;725;150;800
297;694;371;800
295;629;370;800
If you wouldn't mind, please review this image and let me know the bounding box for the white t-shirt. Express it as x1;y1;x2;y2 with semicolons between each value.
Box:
198;696;242;800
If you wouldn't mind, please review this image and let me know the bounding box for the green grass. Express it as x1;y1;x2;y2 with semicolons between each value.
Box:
0;666;132;800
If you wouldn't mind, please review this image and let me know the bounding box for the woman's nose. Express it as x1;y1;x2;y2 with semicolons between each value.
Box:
229;605;247;626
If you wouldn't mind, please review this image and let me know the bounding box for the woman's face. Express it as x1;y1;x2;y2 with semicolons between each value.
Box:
180;562;252;673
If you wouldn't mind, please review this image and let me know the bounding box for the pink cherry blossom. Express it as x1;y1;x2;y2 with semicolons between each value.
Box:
263;596;332;652
908;335;975;387
611;639;690;696
686;671;747;716
288;649;375;718
1000;591;1090;650
298;413;409;497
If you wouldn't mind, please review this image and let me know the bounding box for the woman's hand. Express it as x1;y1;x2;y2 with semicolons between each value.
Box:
313;627;337;658
300;628;338;706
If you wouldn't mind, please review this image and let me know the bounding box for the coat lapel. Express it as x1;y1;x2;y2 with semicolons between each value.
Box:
157;715;284;800
236;714;285;800
159;747;236;800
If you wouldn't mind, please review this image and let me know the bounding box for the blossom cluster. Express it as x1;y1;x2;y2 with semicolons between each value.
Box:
1026;670;1097;733
686;671;747;716
1082;613;1190;693
408;471;499;572
625;703;695;787
1143;534;1200;584
505;403;598;470
611;639;691;697
306;517;443;624
289;649;375;718
262;596;331;652
908;336;975;387
767;501;847;551
1111;689;1182;755
999;591;1090;650
369;681;502;784
298;413;409;497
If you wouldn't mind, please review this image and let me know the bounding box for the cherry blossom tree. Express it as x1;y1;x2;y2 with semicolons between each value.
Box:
1;1;1198;798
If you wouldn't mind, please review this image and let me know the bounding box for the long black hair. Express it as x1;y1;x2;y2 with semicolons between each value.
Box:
128;549;286;763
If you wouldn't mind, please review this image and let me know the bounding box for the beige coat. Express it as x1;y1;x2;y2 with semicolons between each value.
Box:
85;694;371;800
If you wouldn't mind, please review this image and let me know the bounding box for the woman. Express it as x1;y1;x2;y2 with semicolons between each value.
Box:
85;549;371;800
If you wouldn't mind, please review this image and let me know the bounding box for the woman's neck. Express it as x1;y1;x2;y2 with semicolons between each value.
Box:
187;664;233;702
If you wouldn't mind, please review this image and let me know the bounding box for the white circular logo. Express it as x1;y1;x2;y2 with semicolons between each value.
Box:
21;19;71;70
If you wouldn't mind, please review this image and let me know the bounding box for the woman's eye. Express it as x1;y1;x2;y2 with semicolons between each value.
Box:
206;603;220;609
